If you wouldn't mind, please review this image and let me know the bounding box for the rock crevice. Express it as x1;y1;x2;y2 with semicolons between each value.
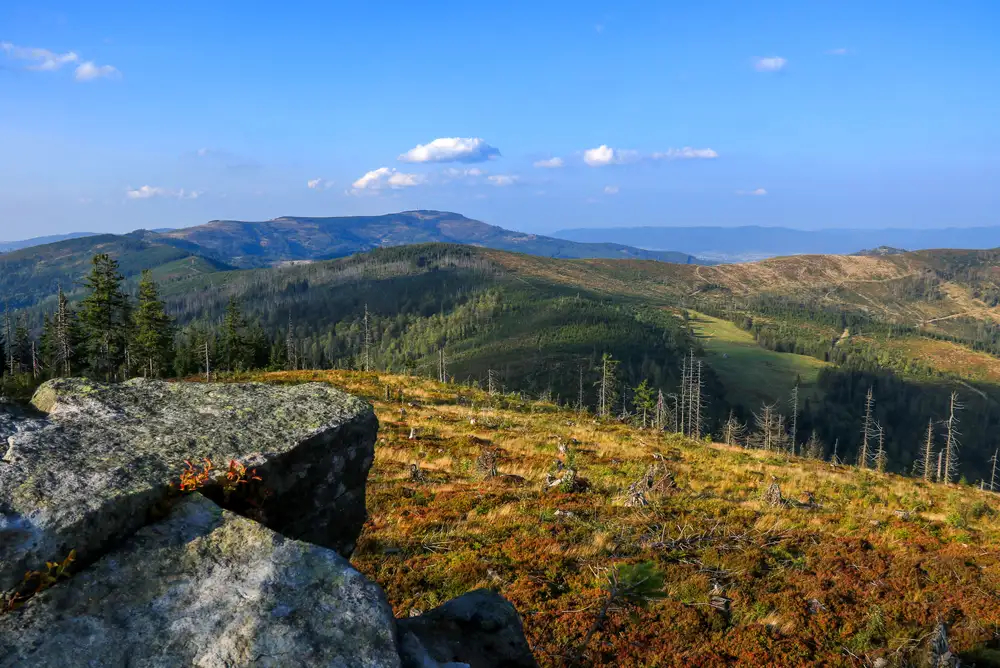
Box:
0;379;536;668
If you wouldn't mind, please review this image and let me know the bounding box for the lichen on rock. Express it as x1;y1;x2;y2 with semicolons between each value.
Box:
0;378;378;592
0;494;401;668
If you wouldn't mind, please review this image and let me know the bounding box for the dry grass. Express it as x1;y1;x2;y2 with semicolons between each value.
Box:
239;369;1000;667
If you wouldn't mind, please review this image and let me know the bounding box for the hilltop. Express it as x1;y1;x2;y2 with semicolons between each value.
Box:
0;232;98;253
0;211;703;310
158;210;704;267
235;369;1000;667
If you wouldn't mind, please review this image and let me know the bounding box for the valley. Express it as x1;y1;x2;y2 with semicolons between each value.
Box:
6;221;1000;483
687;312;828;407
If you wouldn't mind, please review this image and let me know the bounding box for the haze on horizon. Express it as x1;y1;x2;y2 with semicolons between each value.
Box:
2;0;998;238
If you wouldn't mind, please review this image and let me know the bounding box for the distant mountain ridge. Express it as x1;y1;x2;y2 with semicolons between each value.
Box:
0;232;99;253
554;225;1000;262
0;210;703;310
158;210;705;268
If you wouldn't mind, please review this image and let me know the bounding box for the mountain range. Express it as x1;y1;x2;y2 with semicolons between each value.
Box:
0;232;99;253
555;225;1000;262
10;211;1000;480
0;211;707;309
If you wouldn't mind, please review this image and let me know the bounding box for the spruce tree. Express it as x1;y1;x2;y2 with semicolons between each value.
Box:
79;254;130;380
12;313;30;375
54;285;81;376
133;270;174;378
596;353;618;419
3;303;12;377
633;379;655;428
221;297;249;372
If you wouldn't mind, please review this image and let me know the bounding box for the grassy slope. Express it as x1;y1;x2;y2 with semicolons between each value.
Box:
687;312;829;406
233;370;1000;667
487;249;1000;386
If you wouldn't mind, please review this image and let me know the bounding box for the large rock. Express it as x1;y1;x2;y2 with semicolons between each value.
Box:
0;494;401;668
397;589;538;668
0;378;377;592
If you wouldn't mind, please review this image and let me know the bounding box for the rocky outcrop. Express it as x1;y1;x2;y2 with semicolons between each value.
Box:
0;494;400;668
0;379;536;667
1;378;377;592
398;590;538;668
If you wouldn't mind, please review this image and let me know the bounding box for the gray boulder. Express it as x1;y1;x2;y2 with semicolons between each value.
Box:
0;494;401;668
397;589;538;668
0;378;378;592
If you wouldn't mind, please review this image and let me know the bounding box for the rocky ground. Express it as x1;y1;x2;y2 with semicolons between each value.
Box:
0;378;536;668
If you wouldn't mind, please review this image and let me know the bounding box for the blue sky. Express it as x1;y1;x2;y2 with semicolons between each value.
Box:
1;0;998;237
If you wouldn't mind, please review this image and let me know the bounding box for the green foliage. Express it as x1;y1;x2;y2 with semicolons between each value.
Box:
609;561;666;606
78;254;131;380
132;270;174;377
632;379;655;427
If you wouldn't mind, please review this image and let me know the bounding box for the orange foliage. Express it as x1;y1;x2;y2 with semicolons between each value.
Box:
3;550;77;614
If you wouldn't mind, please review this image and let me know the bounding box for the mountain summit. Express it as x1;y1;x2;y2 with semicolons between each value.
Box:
158;210;704;268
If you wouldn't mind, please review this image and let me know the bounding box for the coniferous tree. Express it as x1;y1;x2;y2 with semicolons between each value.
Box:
920;418;936;482
54;285;81;376
40;314;57;376
943;391;962;483
132;270;174;378
990;449;998;492
3;304;13;377
803;430;824;459
654;390;667;431
693;359;704;439
753;402;778;451
633;379;655;428
12;313;30;375
858;387;875;469
722;410;747;446
79;254;130;380
362;303;372;372
873;422;888;473
789;385;800;455
596;353;618;419
221;297;250;372
285;312;297;371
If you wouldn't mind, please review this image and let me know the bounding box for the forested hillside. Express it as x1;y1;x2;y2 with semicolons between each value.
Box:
0;231;229;310
9;241;1000;484
160;210;705;267
160;245;726;424
0;210;703;311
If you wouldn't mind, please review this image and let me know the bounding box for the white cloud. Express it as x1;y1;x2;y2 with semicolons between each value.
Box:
398;137;500;163
753;56;787;72
350;167;424;194
583;145;641;166
533;157;564;169
443;167;485;180
307;178;335;190
651;147;719;160
1;42;78;70
487;175;519;186
1;42;118;80
827;48;849;56
126;186;201;200
197;148;212;157
75;61;119;81
604;185;619;195
584;145;717;166
736;188;768;196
